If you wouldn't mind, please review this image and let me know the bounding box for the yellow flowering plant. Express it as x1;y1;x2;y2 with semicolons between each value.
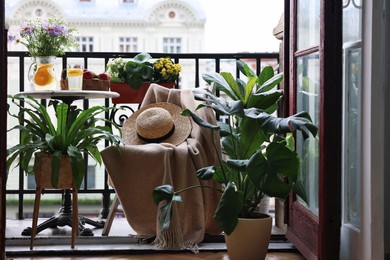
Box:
153;57;181;83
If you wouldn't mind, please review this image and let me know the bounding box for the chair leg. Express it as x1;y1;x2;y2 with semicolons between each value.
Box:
71;189;78;248
102;194;120;236
30;188;42;250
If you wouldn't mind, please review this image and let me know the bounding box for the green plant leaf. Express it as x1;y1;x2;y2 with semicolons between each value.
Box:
285;133;295;151
257;72;283;93
245;109;318;139
152;185;182;205
246;143;300;199
51;151;62;188
266;142;299;180
181;109;220;130
247;89;283;112
153;185;182;231
237;60;256;78
141;66;154;81
221;134;235;158
196;166;216;180
202;72;237;100
67;147;85;190
218;121;237;137
133;52;152;63
257;66;274;87
243;77;257;105
240;117;267;159
226;159;248;171
158;200;174;231
292;180;308;203
192;88;245;117
260;172;292;199
220;72;243;101
66;106;105;143
246;150;268;189
213;182;243;235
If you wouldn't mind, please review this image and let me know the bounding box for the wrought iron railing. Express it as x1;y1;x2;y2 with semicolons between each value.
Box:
6;51;279;220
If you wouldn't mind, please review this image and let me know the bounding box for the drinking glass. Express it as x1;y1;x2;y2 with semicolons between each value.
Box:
67;64;84;90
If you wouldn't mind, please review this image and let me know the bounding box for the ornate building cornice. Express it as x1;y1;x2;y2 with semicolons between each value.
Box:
6;0;205;28
9;0;64;22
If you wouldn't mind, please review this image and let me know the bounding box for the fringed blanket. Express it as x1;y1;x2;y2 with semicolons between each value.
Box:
101;84;222;251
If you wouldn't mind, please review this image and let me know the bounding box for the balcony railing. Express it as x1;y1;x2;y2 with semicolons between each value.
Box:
6;51;279;221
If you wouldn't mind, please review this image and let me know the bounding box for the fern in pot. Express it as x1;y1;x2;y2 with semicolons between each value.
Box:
6;95;121;189
153;61;317;260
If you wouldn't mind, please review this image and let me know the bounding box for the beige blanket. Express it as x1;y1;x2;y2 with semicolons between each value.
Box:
101;84;222;250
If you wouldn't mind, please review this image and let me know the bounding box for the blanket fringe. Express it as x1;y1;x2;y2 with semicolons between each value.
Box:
154;228;199;254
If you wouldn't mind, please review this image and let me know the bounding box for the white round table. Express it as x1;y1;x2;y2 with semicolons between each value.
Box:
15;90;119;105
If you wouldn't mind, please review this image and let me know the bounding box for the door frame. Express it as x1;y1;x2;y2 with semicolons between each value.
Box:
285;0;342;259
1;0;7;257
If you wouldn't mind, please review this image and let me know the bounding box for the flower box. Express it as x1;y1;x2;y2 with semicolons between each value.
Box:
110;82;175;104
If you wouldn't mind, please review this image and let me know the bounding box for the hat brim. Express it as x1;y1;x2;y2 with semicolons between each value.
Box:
122;102;192;146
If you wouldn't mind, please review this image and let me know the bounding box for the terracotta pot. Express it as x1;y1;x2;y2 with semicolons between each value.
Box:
34;153;74;189
110;82;175;104
224;214;272;260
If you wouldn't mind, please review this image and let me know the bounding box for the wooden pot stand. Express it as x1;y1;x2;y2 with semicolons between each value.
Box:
30;155;78;249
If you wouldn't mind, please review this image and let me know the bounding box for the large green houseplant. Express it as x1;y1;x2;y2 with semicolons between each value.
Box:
153;61;317;258
6;95;121;189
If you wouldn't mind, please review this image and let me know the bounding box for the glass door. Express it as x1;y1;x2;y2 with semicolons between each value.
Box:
286;0;342;259
340;3;362;257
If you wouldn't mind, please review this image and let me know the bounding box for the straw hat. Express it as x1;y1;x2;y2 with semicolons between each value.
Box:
123;102;192;146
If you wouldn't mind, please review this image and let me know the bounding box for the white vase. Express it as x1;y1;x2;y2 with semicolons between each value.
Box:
224;214;272;260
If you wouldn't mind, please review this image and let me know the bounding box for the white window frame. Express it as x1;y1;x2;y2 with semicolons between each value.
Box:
119;37;138;52
163;37;181;53
76;36;94;52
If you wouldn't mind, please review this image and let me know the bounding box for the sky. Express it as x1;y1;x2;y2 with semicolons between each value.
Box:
198;0;284;53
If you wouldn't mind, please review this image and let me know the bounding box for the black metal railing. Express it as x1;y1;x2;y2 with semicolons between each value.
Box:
6;51;279;220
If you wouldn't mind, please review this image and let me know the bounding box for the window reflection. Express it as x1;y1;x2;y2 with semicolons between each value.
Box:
296;53;320;215
343;46;361;228
297;0;320;50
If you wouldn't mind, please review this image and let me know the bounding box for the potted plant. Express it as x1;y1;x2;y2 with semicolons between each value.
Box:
6;95;121;190
8;17;78;90
153;61;318;260
106;52;181;104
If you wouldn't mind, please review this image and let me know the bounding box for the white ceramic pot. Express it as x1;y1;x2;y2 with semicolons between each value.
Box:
225;214;272;260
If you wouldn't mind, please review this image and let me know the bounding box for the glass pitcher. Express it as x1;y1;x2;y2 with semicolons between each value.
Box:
28;56;57;91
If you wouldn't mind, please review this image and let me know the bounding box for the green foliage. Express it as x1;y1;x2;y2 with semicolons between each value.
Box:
106;53;181;89
153;61;318;235
6;95;122;189
124;52;154;89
